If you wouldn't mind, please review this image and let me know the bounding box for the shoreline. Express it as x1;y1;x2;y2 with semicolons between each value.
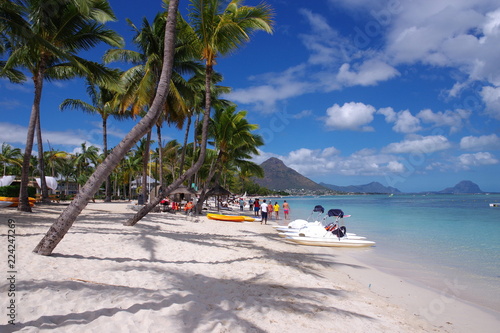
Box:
1;201;498;332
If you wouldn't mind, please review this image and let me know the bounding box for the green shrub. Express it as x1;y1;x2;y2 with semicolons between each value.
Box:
0;185;36;197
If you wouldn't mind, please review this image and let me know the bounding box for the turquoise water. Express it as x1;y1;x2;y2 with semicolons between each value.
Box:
271;194;500;312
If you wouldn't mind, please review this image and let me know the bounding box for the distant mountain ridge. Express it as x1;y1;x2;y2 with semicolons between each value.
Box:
437;180;483;194
320;181;401;194
256;158;485;194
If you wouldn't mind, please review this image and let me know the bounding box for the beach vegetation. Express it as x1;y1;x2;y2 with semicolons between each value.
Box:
33;0;182;254
0;0;124;211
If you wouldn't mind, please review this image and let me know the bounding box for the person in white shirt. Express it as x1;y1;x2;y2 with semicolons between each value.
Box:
260;199;269;224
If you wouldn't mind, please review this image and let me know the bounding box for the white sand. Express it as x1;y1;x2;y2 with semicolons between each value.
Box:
1;202;499;332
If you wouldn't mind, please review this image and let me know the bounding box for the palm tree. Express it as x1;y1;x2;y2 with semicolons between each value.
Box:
0;143;22;176
0;0;124;211
33;0;182;255
195;103;264;212
127;0;275;222
60;79;127;201
73;143;99;191
104;10;203;202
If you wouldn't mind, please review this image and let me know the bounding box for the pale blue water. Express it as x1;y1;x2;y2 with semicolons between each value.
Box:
271;194;500;312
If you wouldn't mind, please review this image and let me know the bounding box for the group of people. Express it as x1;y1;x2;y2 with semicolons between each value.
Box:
160;198;194;215
237;198;290;224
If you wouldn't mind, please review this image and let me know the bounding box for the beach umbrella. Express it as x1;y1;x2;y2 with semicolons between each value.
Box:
168;185;197;203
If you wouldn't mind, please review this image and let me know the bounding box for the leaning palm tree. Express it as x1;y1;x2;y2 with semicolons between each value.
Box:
60;79;127;201
104;10;203;203
0;0;124;211
33;0;182;255
126;0;274;224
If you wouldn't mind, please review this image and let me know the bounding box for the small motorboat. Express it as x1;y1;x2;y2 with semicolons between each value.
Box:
489;203;500;207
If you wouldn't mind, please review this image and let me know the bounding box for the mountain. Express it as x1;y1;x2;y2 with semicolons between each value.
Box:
320;181;402;194
438;180;483;194
255;157;329;192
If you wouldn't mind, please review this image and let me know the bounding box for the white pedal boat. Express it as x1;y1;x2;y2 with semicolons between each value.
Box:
285;235;375;247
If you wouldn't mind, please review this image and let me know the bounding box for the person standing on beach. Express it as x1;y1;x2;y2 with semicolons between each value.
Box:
254;198;260;216
260;199;268;224
283;201;290;219
274;201;280;220
248;198;254;211
267;200;273;219
238;198;245;211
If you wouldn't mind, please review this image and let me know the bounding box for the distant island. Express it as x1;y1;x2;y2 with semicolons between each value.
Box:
255;157;487;195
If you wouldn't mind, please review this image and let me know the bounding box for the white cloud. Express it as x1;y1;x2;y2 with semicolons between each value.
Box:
460;134;500;150
416;108;471;133
279;146;402;177
480;86;500;119
337;59;400;86
458;152;499;168
0;122;101;150
382;135;451;154
378;108;421;133
324;102;376;131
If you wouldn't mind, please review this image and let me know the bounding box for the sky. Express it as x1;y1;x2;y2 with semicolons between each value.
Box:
1;0;500;193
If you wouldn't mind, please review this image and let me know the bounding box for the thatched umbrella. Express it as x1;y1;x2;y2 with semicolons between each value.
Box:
206;184;232;211
169;185;197;203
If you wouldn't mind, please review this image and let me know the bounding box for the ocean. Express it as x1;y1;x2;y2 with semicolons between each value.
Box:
267;194;500;313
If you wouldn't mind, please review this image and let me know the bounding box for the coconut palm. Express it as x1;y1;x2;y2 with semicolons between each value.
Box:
127;0;274;222
73;143;99;190
60;79;128;201
104;9;203;202
195;103;264;212
0;143;22;176
0;0;124;211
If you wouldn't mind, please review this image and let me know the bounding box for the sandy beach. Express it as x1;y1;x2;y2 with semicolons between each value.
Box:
1;202;499;332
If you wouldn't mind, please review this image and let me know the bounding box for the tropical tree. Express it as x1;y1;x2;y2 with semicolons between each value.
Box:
60;79;126;201
127;0;274;223
73;143;99;190
0;0;124;211
0;143;22;176
195;103;264;212
43;149;68;177
33;0;182;255
104;8;203;203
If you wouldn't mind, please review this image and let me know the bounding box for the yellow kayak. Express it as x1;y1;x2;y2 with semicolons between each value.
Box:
207;213;252;222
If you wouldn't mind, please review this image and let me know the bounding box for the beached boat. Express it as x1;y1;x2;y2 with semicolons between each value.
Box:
0;196;35;207
278;230;366;240
0;200;14;208
207;213;254;222
284;235;375;247
489;203;500;207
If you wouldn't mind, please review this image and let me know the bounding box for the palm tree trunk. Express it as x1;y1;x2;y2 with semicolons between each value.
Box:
36;113;50;202
103;117;112;202
178;112;192;178
124;64;215;225
156;124;164;191
141;130;152;203
19;68;45;212
32;0;180;255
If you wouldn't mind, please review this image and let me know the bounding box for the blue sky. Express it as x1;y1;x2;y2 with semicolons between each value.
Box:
2;0;500;192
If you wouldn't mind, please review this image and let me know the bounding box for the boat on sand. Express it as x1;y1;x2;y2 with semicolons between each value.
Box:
207;213;255;222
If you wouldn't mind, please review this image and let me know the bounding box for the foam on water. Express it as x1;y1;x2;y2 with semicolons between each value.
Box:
269;194;500;312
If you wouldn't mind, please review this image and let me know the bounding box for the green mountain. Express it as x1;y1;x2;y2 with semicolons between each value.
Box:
254;157;329;192
320;181;401;194
438;180;483;194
